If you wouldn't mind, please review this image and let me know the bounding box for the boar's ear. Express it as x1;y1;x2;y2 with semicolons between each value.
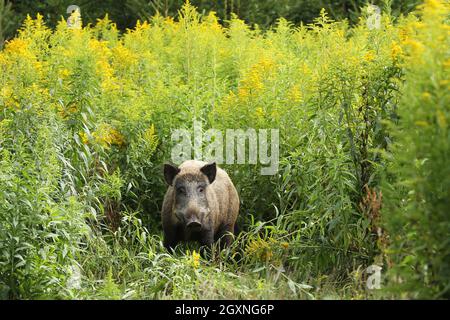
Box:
164;163;180;186
200;162;217;184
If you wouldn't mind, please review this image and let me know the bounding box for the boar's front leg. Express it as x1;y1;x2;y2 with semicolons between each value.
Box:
198;228;214;258
216;223;235;248
200;228;214;247
163;224;180;252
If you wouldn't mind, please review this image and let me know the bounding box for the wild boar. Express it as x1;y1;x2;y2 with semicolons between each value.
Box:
161;160;239;251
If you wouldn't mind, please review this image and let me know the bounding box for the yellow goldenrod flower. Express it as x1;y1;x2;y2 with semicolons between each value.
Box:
89;39;112;59
391;42;403;60
288;85;302;103
58;68;72;79
443;59;450;69
112;44;138;69
415;120;429;127
191;250;200;268
4;38;32;57
238;88;250;100
143;124;158;145
245;237;277;262
402;38;425;55
421;0;445;11
135;20;150;31
0;52;7;66
93;124;125;148
0;86;12;98
204;11;222;33
80;132;89;145
422;92;431;100
363;50;376;62
255;107;265;118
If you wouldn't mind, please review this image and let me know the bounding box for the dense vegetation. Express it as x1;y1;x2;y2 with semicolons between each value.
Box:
0;0;448;299
0;0;422;47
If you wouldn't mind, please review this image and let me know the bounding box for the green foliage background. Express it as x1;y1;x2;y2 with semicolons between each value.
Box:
0;0;422;47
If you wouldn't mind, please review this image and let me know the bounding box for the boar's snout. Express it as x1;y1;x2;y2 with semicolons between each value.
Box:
186;218;202;231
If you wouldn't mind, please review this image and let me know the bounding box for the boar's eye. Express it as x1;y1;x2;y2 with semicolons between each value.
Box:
198;186;204;193
176;186;186;195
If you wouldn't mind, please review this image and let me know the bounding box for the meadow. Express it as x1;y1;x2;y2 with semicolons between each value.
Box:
0;0;448;299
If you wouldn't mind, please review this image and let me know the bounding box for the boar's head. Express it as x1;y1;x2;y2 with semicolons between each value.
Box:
164;162;216;232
